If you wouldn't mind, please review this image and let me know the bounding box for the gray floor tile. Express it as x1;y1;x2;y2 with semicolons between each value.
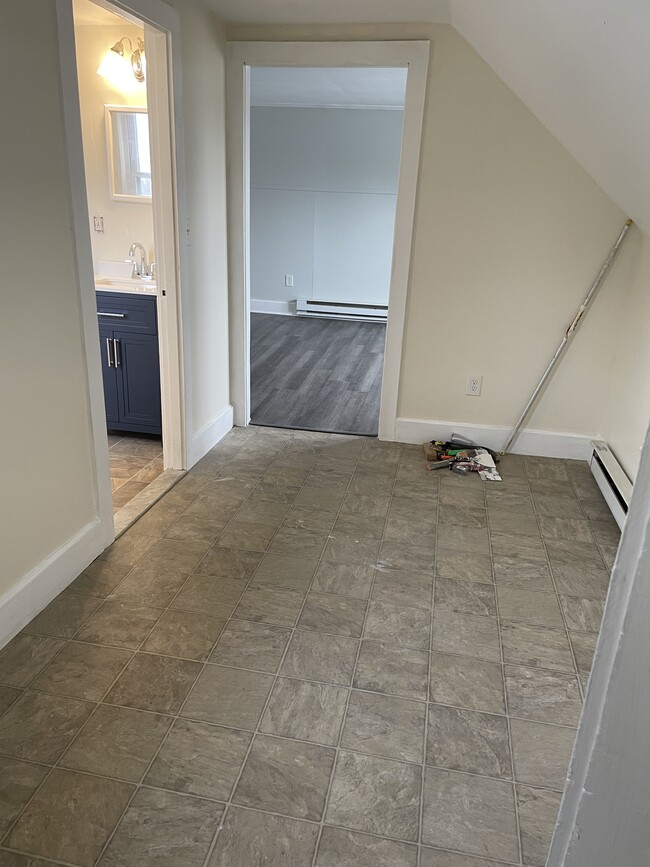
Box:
354;641;429;700
269;527;329;558
316;826;417;867
569;631;598;674
311;562;375;598
341;689;425;762
253;553;319;591
384;515;436;548
0;635;66;688
340;494;391;518
326;750;421;841
217;520;277;553
6;769;134;867
210;621;291;672
282;506;336;532
430;653;505;714
164;514;225;545
141;610;226;660
74;601;162;649
426;704;511;779
334;513;386;540
0;691;93;763
496;587;564;628
0;686;21;717
182;665;273;730
61;704;171;782
363;600;431;649
281;630;358;685
0;756;49;838
260;677;348;745
490;532;545;559
136;539;209;575
435;578;496;617
422;768;519;861
23;594;101;639
322;535;381;566
110;564;188;608
420;850;507;867
99;787;222;867
517;785;562;867
532;494;585;519
235;499;290;527
31;642;131;701
145;718;251;800
492;554;554;592
539;516;593;543
505;665;582;726
431;611;500;662
500;622;574;672
233;733;335;820
372;569;434;610
208;806;319;867
194;546;262;580
438;505;488;529
105;653;201;714
234;585;306;627
297;592;367;637
559;595;604;633
172;574;245;618
437;526;490;555
68;559;131;598
435;551;493;584
510;717;576;789
378;541;435;574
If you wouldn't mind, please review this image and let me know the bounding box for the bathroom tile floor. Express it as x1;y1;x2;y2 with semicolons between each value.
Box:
0;427;620;866
108;434;164;513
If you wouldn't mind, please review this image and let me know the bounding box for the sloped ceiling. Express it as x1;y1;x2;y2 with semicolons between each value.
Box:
209;0;449;25
452;0;650;233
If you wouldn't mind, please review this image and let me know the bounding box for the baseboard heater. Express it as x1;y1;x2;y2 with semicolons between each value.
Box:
589;440;633;530
296;298;388;323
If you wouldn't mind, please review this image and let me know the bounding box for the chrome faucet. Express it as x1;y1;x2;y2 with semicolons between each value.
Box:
128;242;150;278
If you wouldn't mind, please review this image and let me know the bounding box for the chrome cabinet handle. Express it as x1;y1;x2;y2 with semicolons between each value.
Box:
106;337;113;368
113;339;120;367
98;312;126;318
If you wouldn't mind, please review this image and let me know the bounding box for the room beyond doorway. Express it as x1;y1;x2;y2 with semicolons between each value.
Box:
250;313;386;435
247;64;407;437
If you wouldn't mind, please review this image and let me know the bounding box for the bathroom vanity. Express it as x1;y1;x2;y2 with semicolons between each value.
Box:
96;289;162;434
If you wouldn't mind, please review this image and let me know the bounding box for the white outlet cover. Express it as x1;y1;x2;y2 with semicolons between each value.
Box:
466;375;482;396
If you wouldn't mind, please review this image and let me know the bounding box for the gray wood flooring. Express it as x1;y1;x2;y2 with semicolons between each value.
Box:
250;313;386;435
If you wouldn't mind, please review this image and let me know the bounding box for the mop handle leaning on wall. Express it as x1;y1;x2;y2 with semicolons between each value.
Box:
501;218;634;455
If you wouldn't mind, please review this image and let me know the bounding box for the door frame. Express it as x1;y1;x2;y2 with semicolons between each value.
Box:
226;40;429;439
55;0;190;543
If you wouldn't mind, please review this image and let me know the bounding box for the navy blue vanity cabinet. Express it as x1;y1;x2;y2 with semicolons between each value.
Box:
96;292;162;435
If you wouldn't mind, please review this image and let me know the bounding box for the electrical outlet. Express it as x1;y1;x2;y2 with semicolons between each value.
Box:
285;274;294;287
466;374;482;396
93;216;104;233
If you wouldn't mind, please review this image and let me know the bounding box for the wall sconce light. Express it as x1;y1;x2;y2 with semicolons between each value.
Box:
97;36;146;90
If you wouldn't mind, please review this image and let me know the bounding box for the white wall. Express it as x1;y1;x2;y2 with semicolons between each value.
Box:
250;106;403;305
0;1;97;596
232;22;650;475
74;16;155;267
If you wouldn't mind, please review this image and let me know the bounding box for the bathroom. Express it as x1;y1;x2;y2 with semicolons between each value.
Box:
73;0;180;526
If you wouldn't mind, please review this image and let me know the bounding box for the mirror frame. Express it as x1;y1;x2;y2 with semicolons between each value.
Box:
105;104;152;204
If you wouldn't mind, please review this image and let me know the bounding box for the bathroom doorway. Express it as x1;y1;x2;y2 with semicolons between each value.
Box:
62;0;187;535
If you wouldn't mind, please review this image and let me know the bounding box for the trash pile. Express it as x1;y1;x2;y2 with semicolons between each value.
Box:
423;436;502;481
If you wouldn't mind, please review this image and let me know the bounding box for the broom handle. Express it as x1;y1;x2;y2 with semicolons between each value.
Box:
502;219;633;455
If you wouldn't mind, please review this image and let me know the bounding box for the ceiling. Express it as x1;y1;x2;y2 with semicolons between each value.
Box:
72;0;123;26
452;0;650;233
207;0;449;24
250;67;408;109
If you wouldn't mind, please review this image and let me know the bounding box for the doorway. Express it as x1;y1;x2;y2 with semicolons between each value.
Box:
248;66;407;436
59;0;187;537
227;41;430;441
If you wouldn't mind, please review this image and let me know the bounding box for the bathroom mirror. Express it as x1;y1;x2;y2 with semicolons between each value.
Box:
105;105;152;202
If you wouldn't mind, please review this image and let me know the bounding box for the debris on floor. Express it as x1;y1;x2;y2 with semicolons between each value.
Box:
423;439;503;481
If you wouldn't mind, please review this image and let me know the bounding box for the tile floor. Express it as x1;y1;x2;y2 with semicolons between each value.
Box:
0;427;620;867
109;434;164;513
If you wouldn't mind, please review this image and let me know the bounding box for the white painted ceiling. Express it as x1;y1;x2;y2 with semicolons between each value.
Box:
72;0;124;26
250;67;407;109
206;0;449;24
452;0;650;233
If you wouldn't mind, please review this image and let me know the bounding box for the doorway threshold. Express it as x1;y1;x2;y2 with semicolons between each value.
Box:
114;469;185;537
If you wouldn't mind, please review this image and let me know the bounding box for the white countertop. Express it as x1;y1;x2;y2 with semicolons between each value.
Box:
95;277;158;296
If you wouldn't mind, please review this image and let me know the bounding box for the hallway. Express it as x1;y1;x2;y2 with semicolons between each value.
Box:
0;426;617;866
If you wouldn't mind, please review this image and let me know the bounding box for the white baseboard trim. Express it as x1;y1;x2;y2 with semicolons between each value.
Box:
250;299;295;316
0;518;107;650
188;404;234;467
394;417;594;460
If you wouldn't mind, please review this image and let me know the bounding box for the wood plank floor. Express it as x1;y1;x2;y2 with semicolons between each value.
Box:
250;313;386;435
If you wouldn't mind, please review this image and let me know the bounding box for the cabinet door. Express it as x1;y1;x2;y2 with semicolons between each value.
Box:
114;331;162;432
98;324;120;425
